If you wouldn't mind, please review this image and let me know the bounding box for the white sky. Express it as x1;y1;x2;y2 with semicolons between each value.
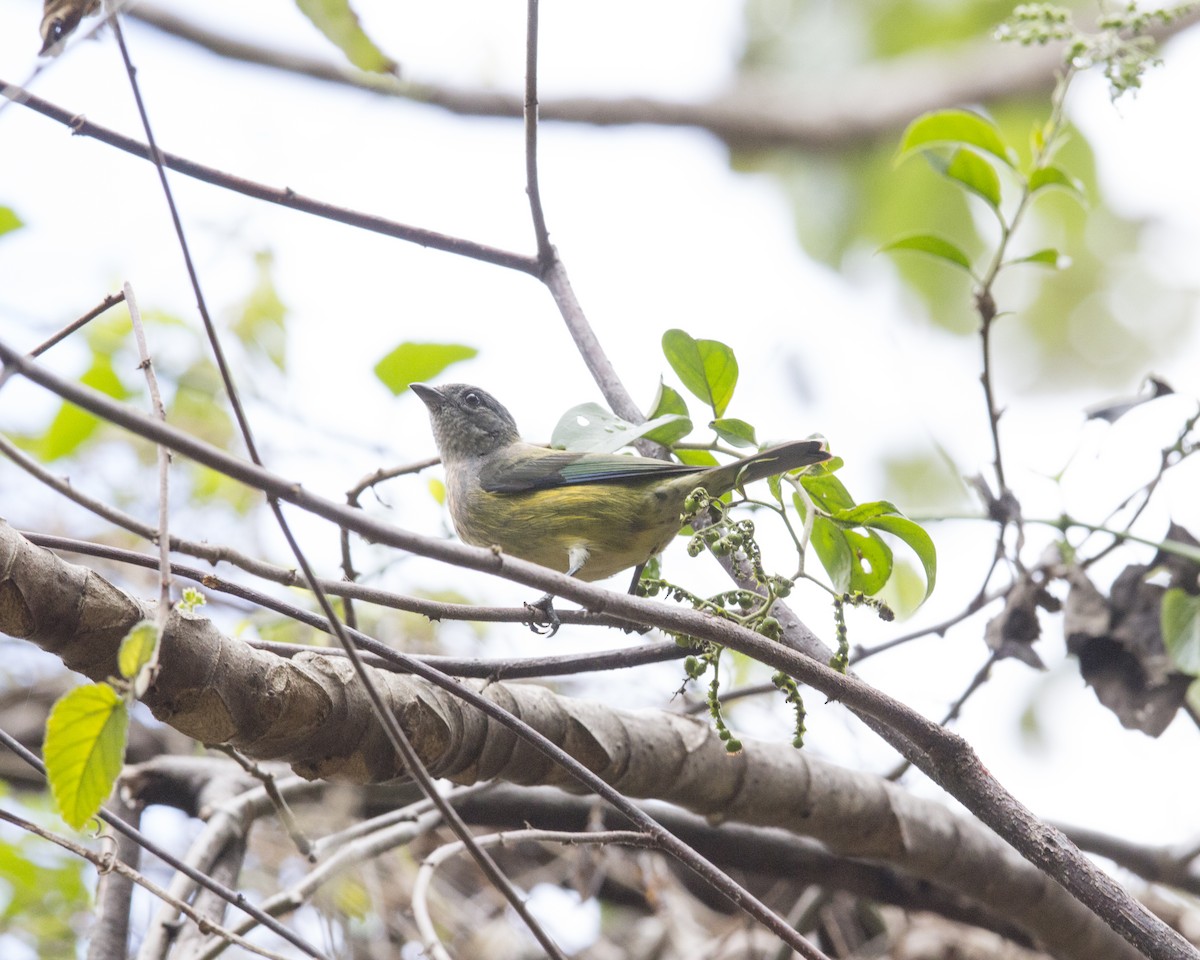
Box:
1;0;1199;871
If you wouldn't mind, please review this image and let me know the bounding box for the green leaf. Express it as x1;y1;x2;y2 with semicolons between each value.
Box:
831;500;902;526
44;684;129;830
294;0;397;72
863;514;938;601
1029;164;1086;202
844;529;893;595
798;471;856;515
644;381;694;445
662;329;739;417
676;448;719;467
648;380;689;418
37;355;132;461
897;109;1015;168
1162;589;1200;675
0;206;23;237
1009;248;1069;269
117;621;159;694
551;403;690;454
710;418;757;449
935;148;1002;211
810;516;853;593
880;234;974;275
374;343;477;395
230;250;288;372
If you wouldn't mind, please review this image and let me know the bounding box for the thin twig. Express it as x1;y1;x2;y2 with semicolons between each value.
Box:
340;457;440;629
30;290;127;358
0;290;126;391
125;282;173;629
0;727;328;959
106;18;563;955
0;807;291;960
19;527;653;638
0;79;540;276
851;588;1004;664
2;312;1194;960
884;652;999;782
411;829;670;960
213;746;314;859
523;0;552;265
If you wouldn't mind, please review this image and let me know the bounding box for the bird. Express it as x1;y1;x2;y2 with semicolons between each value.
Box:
412;382;829;633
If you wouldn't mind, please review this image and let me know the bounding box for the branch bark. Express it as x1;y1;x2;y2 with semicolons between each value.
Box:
0;521;1157;960
0;339;1194;959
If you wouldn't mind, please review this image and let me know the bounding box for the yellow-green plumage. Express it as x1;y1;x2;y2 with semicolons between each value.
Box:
446;454;686;581
413;383;829;584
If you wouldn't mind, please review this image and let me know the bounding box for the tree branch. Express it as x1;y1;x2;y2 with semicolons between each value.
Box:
123;4;1200;151
0;339;1194;959
0;80;539;275
0;522;1147;960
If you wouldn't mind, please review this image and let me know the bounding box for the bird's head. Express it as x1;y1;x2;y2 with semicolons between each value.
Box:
411;383;522;463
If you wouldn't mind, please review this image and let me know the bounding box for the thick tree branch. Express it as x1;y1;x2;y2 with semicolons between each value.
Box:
0;340;1194;960
0;521;1144;960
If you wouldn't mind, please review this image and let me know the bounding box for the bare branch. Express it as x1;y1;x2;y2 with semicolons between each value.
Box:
0;524;1158;960
124;4;1200;151
0;80;539;275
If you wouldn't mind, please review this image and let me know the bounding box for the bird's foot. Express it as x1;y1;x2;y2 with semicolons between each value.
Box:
525;593;561;636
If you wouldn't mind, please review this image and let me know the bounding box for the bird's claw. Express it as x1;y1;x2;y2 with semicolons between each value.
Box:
525;593;561;636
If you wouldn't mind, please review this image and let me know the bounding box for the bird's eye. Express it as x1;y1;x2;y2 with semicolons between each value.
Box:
463;391;482;409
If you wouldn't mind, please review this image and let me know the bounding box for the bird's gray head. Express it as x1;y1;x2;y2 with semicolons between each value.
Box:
411;383;522;463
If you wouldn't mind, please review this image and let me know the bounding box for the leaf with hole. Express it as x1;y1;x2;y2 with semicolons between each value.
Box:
551;403;690;454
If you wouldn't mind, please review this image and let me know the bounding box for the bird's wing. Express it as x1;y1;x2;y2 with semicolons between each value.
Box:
479;448;699;493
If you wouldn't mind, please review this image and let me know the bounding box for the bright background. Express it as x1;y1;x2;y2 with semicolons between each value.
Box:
1;0;1198;899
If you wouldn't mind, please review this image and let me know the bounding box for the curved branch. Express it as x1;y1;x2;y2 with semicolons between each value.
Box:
0;521;1143;960
0;338;1194;960
123;4;1200;151
0;80;539;275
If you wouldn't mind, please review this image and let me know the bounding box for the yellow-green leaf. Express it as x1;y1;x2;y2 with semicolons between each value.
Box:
1162;589;1200;675
0;206;23;237
897;109;1015;168
1009;248;1069;269
375;343;477;395
45;684;128;829
940;148;1002;211
1029;164;1086;203
117;621;159;688
880;234;975;275
294;0;397;73
863;514;937;601
230;250;288;373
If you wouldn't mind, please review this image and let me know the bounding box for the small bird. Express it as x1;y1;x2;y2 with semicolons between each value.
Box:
412;382;829;633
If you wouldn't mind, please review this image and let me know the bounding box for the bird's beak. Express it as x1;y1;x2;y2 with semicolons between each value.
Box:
410;383;443;410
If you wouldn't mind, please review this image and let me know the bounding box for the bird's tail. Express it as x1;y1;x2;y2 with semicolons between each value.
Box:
723;440;830;489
